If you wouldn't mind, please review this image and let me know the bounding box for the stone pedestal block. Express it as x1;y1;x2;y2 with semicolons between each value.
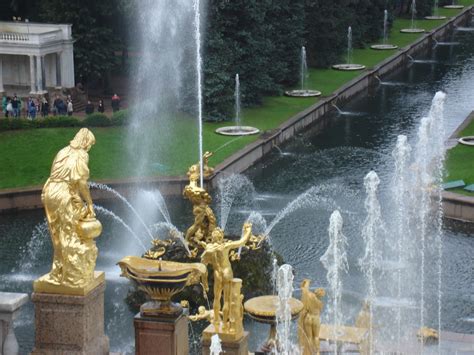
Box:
31;281;109;355
201;331;249;355
134;314;188;355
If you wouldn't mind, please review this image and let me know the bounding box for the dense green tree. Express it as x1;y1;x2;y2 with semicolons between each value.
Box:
36;0;123;86
203;0;305;120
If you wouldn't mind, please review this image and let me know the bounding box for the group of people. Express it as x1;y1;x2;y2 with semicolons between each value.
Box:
1;93;121;118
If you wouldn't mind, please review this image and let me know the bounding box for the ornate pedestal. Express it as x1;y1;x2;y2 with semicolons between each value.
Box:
134;314;188;355
201;326;249;355
31;278;109;355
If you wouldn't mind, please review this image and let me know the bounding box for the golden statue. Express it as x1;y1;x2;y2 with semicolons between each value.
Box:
189;306;216;322
417;326;439;344
200;223;253;341
34;128;103;296
183;151;217;249
298;279;325;355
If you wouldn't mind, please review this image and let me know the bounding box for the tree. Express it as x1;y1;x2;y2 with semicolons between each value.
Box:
37;0;122;86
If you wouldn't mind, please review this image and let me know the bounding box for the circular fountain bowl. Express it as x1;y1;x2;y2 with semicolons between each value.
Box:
370;44;399;50
458;136;474;146
285;89;322;98
244;295;303;324
215;126;260;136
332;64;366;71
443;5;464;9
400;28;425;33
424;15;447;20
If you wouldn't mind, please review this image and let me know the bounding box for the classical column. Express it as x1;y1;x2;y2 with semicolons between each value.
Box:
29;55;36;94
55;52;62;88
36;55;45;93
60;46;75;88
0;55;4;93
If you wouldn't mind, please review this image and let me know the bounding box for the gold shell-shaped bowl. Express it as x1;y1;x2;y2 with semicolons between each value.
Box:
117;256;207;317
244;295;303;324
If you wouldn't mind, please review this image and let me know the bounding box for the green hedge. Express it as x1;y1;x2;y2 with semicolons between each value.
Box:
0;110;130;132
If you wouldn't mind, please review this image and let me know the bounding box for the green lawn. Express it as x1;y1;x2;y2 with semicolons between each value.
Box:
1;2;473;189
445;116;474;195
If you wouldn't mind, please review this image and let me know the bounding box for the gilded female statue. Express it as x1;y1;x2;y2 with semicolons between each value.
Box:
40;128;101;290
299;279;325;355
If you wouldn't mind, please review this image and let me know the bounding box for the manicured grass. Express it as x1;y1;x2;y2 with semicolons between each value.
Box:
1;2;473;189
445;117;474;196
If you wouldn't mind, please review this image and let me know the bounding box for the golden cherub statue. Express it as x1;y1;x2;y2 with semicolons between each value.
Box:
200;223;252;338
298;279;325;355
34;128;103;295
189;306;216;322
183;151;217;249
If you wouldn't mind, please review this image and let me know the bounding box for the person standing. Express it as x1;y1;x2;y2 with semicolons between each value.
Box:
28;97;37;120
5;98;13;118
41;97;50;117
97;99;105;113
12;95;20;118
1;94;7;117
111;93;120;112
67;99;74;116
85;100;94;115
53;95;62;116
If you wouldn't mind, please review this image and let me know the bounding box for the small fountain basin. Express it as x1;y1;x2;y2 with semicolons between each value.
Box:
458;136;474;146
215;126;260;136
443;4;464;9
285;89;322;98
332;64;366;71
400;28;425;33
425;15;447;20
370;44;399;50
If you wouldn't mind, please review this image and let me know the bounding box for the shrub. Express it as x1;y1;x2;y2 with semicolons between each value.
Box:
111;109;130;126
83;113;112;127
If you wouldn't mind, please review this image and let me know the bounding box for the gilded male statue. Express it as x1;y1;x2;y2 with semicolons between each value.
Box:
299;279;325;355
200;223;252;332
41;128;101;289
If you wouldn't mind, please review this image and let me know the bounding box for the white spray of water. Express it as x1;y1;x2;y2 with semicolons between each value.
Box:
413;91;447;352
94;205;148;251
410;0;417;30
301;46;308;90
235;73;241;127
359;171;382;355
275;264;298;354
148;189;171;224
218;174;256;231
89;182;154;240
193;0;204;188
391;135;412;351
347;26;353;64
209;334;222;354
320;210;348;351
150;221;191;255
383;10;389;44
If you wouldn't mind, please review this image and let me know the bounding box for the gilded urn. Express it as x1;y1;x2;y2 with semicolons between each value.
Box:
117;256;207;317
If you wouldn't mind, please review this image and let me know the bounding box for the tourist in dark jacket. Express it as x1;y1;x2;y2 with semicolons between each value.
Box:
111;94;120;112
41;98;49;117
85;100;95;115
97;99;105;113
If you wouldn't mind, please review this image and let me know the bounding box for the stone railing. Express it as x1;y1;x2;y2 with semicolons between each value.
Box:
0;292;28;355
0;32;29;41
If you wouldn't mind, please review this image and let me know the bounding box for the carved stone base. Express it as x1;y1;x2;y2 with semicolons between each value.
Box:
31;280;109;355
201;329;249;355
134;313;188;355
33;271;105;296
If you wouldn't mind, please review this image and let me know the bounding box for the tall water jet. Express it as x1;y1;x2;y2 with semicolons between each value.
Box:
285;46;321;97
391;135;412;351
234;74;241;127
275;264;297;354
215;76;260;135
333;27;366;71
371;10;399;50
412;91;447;351
193;0;204;187
301;46;308;90
320;210;348;351
401;0;425;33
127;1;200;236
425;0;447;20
359;171;383;355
